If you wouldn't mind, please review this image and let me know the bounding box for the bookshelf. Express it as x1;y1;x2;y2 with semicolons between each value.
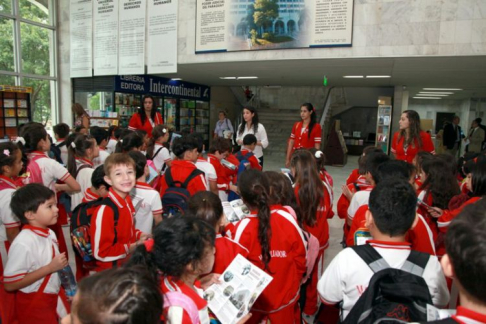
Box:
0;85;32;138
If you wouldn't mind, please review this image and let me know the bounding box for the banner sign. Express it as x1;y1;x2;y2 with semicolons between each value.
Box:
93;0;119;76
118;0;146;75
70;0;93;77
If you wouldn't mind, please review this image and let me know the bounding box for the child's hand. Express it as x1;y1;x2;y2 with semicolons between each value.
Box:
49;253;68;272
341;184;354;200
427;207;443;218
237;313;252;323
139;233;152;241
230;184;239;194
199;273;221;290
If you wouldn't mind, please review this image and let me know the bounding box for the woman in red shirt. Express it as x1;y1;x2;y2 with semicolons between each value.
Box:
128;95;163;136
391;110;435;163
285;103;322;167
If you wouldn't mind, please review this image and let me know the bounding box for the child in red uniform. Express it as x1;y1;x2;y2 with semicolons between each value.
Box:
289;149;330;323
207;137;237;202
159;136;207;197
188;191;248;274
428;200;486;324
90;153;150;272
60;267;162;324
234;169;306;323
4;183;69;323
237;134;262;171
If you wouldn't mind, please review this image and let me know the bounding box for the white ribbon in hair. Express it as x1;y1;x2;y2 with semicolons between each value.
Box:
71;142;76;149
14;137;26;145
315;150;324;159
120;139;123;143
162;128;167;133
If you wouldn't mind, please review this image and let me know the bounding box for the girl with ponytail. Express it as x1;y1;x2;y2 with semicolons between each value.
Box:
67;134;100;211
233;169;306;323
146;125;172;173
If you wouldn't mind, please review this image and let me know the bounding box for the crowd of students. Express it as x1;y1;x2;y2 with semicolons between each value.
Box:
0;107;484;324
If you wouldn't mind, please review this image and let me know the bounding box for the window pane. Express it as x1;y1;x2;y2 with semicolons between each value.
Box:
22;78;52;126
0;74;15;85
0;18;15;72
19;0;50;25
0;0;12;14
20;22;52;76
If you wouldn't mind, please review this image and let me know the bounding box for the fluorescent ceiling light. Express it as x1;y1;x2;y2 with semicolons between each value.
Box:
415;94;449;97
423;88;462;91
171;78;182;81
343;75;364;78
237;76;258;80
419;92;453;95
366;75;391;78
413;97;442;99
219;77;237;80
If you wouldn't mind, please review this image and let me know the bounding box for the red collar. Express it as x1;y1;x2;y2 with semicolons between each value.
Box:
108;187;134;212
24;225;49;237
76;157;94;167
367;240;411;250
135;181;153;190
163;276;207;309
84;187;100;201
155;141;166;146
110;136;117;140
0;175;17;189
453;306;486;324
197;157;207;162
30;151;47;158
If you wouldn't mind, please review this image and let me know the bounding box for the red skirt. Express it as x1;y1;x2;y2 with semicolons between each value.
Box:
16;291;58;323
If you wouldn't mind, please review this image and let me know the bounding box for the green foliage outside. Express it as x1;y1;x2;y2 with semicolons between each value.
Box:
253;0;279;37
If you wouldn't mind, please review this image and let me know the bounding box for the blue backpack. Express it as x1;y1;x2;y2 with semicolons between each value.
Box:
161;167;204;218
228;151;254;201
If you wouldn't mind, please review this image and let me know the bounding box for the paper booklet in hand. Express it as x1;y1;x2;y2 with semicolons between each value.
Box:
222;199;250;223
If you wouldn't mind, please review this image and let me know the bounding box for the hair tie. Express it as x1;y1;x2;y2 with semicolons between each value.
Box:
144;238;154;252
162;129;167;134
315;150;323;159
71;142;76;149
14;137;25;145
3;149;10;156
120;139;123;143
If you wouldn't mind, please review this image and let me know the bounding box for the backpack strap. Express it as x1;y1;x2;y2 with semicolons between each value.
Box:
401;250;430;277
55;141;66;148
182;168;204;189
75;164;92;179
163;291;200;324
152;147;164;160
353;182;361;192
351;244;391;273
164;167;177;187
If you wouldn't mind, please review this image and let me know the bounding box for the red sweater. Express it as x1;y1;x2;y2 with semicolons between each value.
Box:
391;130;435;163
159;160;207;197
128;112;163;137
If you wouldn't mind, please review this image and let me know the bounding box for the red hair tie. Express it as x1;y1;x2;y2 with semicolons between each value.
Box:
144;238;154;252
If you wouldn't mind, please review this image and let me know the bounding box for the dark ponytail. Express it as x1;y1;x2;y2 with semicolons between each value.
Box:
301;103;317;139
239;169;272;270
125;244;159;283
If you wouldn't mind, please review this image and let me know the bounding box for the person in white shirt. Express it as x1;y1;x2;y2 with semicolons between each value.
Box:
191;133;218;195
106;125;119;154
236;106;269;167
319;179;449;320
53;123;70;166
146;125;172;174
90;126;111;168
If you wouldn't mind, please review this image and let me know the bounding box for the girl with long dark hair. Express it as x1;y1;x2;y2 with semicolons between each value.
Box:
285;103;322;167
128;95;163;137
236;106;268;167
233;169;306;323
391;110;435;163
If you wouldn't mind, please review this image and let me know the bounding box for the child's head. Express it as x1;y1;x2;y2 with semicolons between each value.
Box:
469;161;486;197
116;132;144;153
190;133;205;154
0;142;23;178
135;129;149;150
91;165;110;197
172;136;199;161
19;122;50;153
442;200;486;306
358;146;383;175
238;169;272;269
367;178;416;238
375;160;411;185
65;266;162;324
67;134;99;177
264;171;298;212
129;216;216;278
188;191;224;230
413;151;433;175
151;125;170;142
74;125;88;135
364;151;390;184
11;183;57;227
128;151;148;180
114;127;126;140
108;125;118;138
90;126;109;148
53;123;70;140
103;153;136;195
208;137;231;160
421;157;460;209
309;148;326;171
242;134;257;151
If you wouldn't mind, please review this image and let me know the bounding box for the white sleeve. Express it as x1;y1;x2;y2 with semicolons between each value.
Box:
0;191;20;229
423;256;450;308
206;163;217;182
160;147;172;162
235;124;243;142
4;241;32;283
258;124;269;149
347;194;361;221
151;192;163;215
46;158;71;183
318;250;345;305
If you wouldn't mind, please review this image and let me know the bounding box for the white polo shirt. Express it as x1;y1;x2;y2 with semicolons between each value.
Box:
318;240;450;320
106;138;117;154
93;149;110;168
347;188;372;222
196;158;217;188
0;177;20;270
152;144;172;174
70;160;94;211
4;226;61;294
131;182;162;234
29;152;71;192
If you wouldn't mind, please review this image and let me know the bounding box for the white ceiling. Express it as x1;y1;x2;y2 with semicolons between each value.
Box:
159;55;486;100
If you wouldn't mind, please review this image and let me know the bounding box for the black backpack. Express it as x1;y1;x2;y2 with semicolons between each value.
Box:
161;167;204;218
342;244;433;324
70;198;119;268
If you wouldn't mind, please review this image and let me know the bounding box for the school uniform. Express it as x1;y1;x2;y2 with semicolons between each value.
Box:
132;182;162;234
233;207;306;323
70;158;94;212
81;187;100;203
161;276;210;324
128;112;163;137
106;137;117;154
28;151;71;192
0;176;19;275
92;148;110;168
159;160;207;197
238;148;262;171
391;131;435;163
318;240;450;320
212;234;249;274
442;306;486;324
152;143;172;173
236;123;268;160
4;225;62;323
289;122;322;151
222;154;239;185
346;168;360;185
54;139;68;166
196;157;217;189
320;171;334;218
208;154;231;201
347;187;373;223
91;188;143;272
